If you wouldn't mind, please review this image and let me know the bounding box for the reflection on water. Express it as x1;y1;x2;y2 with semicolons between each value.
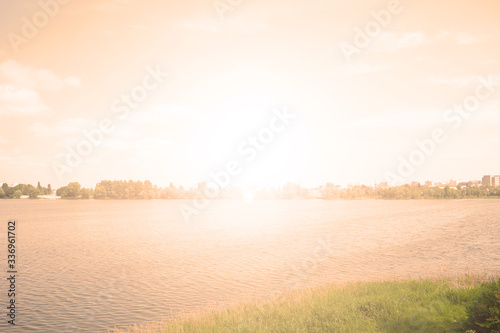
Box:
0;199;499;332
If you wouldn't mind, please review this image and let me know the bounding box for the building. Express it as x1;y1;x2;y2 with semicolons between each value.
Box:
493;176;500;187
470;180;481;187
482;175;492;186
482;175;500;187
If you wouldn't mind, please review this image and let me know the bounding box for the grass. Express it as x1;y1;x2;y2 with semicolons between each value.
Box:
107;273;498;333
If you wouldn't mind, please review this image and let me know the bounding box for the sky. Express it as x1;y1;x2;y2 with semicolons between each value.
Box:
0;0;499;189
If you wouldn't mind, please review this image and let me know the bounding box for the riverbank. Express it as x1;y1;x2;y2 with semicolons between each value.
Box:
106;273;499;333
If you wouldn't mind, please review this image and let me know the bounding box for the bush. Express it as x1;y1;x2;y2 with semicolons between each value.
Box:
464;278;500;332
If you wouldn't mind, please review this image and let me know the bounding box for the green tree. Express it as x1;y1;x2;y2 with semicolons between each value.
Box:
28;187;39;199
0;187;4;198
57;183;81;198
66;182;81;198
13;190;22;199
94;186;106;199
464;278;500;332
80;188;91;199
2;183;13;198
56;186;68;197
47;184;52;195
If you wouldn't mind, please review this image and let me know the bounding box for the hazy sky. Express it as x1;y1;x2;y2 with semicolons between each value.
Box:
0;0;499;188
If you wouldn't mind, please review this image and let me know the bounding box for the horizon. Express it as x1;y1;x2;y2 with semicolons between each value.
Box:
1;173;496;191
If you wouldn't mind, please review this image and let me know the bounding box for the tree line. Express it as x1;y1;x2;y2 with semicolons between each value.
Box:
2;180;500;200
56;180;247;199
0;182;52;199
320;183;500;199
56;180;500;200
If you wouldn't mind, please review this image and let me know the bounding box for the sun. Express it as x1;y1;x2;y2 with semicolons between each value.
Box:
184;66;314;189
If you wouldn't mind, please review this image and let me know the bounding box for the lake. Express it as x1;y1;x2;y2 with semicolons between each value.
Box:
0;199;499;332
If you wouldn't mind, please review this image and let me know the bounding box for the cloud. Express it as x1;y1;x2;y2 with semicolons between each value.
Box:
428;75;477;86
455;32;493;45
373;32;425;52
341;109;443;129
427;75;500;87
0;61;81;115
0;85;51;115
28;118;91;136
103;138;170;151
172;12;267;35
0;60;81;91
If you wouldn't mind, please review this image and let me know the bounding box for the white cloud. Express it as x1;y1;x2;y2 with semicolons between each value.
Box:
0;85;51;115
0;60;81;91
342;109;443;128
373;32;425;52
428;75;500;87
28;118;91;136
172;12;267;35
428;75;477;86
0;61;81;115
455;32;490;45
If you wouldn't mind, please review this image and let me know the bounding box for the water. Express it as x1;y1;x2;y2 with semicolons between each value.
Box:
0;199;499;332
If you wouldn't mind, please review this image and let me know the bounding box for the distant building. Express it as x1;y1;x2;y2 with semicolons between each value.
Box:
410;181;420;188
482;175;500;187
482;175;492;186
424;181;433;187
470;180;481;187
448;180;457;187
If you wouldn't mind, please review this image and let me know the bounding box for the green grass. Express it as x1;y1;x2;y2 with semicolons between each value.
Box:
108;274;498;333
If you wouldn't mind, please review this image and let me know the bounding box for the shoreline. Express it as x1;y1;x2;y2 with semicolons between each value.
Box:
105;272;500;333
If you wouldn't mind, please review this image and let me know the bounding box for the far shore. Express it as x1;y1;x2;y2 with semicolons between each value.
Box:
2;196;500;200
